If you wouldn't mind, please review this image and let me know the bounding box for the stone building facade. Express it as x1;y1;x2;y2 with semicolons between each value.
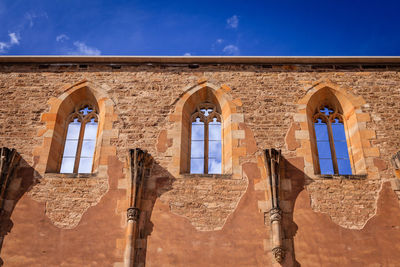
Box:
0;56;400;266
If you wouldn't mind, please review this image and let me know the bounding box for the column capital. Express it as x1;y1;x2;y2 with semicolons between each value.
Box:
127;207;140;222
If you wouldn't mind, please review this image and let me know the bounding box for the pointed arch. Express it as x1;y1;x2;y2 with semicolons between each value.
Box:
295;80;378;177
34;80;116;176
166;81;243;178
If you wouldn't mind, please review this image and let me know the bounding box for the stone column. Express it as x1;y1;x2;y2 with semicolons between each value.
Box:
0;147;21;265
392;151;400;178
264;148;285;263
124;148;153;267
124;207;140;267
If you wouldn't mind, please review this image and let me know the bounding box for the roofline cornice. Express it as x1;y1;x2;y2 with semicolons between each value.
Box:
0;56;400;64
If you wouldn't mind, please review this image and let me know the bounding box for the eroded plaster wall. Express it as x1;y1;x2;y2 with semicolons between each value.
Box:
0;63;399;266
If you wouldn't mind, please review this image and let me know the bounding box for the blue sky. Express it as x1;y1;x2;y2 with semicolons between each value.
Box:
0;0;399;56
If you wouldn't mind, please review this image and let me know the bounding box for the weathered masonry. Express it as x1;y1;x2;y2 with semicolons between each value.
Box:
0;56;400;266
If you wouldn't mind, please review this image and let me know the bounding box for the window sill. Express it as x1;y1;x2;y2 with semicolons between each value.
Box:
182;173;233;180
316;174;367;180
44;172;99;179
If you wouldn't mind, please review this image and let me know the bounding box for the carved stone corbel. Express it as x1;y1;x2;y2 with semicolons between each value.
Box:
264;148;285;263
127;207;140;223
269;208;282;222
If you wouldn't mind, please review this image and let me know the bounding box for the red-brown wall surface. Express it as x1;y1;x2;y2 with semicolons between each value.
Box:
0;61;399;266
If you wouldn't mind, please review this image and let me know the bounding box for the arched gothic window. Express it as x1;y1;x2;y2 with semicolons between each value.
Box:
190;103;222;174
313;105;352;175
60;104;98;173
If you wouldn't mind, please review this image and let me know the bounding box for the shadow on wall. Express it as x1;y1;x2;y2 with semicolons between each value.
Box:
0;148;40;266
277;157;310;267
133;162;176;266
133;152;306;266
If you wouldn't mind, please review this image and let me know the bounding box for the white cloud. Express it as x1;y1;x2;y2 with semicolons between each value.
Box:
0;42;7;53
223;45;240;55
183;52;192;56
56;34;69;42
0;32;20;53
25;12;48;27
227;15;239;29
71;41;101;55
211;39;224;52
9;33;19;45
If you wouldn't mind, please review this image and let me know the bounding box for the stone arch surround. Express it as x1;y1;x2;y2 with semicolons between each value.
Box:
30;79;118;229
156;80;258;231
287;80;383;229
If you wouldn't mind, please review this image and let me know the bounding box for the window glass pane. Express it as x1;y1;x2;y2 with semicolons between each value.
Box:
331;121;347;140
191;117;205;174
209;121;221;141
190;158;204;174
65;120;81;139
191;122;204;140
209;141;221;158
78;157;93;173
60;157;75;173
191;141;204;158
334;141;350;159
314;120;329;141
319;159;334;175
316;141;332;159
81;141;96;158
315;120;334;174
337;159;352;175
62;140;78;157
208;158;221;174
74;120;98;174
83;120;98;140
332;120;351;174
60;120;81;172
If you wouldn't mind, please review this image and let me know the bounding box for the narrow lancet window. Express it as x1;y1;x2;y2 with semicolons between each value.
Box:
208;117;222;173
60;105;98;174
313;106;351;175
332;118;351;174
190;118;205;174
60;118;81;173
190;103;222;174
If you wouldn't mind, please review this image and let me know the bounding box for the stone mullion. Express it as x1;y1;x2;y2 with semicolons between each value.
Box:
327;118;339;174
204;121;209;174
73;118;87;173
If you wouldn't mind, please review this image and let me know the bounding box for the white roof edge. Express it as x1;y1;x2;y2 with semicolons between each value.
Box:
0;56;400;64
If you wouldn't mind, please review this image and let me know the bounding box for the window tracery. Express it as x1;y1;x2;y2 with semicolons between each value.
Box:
190;103;222;174
313;105;352;175
60;104;98;173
